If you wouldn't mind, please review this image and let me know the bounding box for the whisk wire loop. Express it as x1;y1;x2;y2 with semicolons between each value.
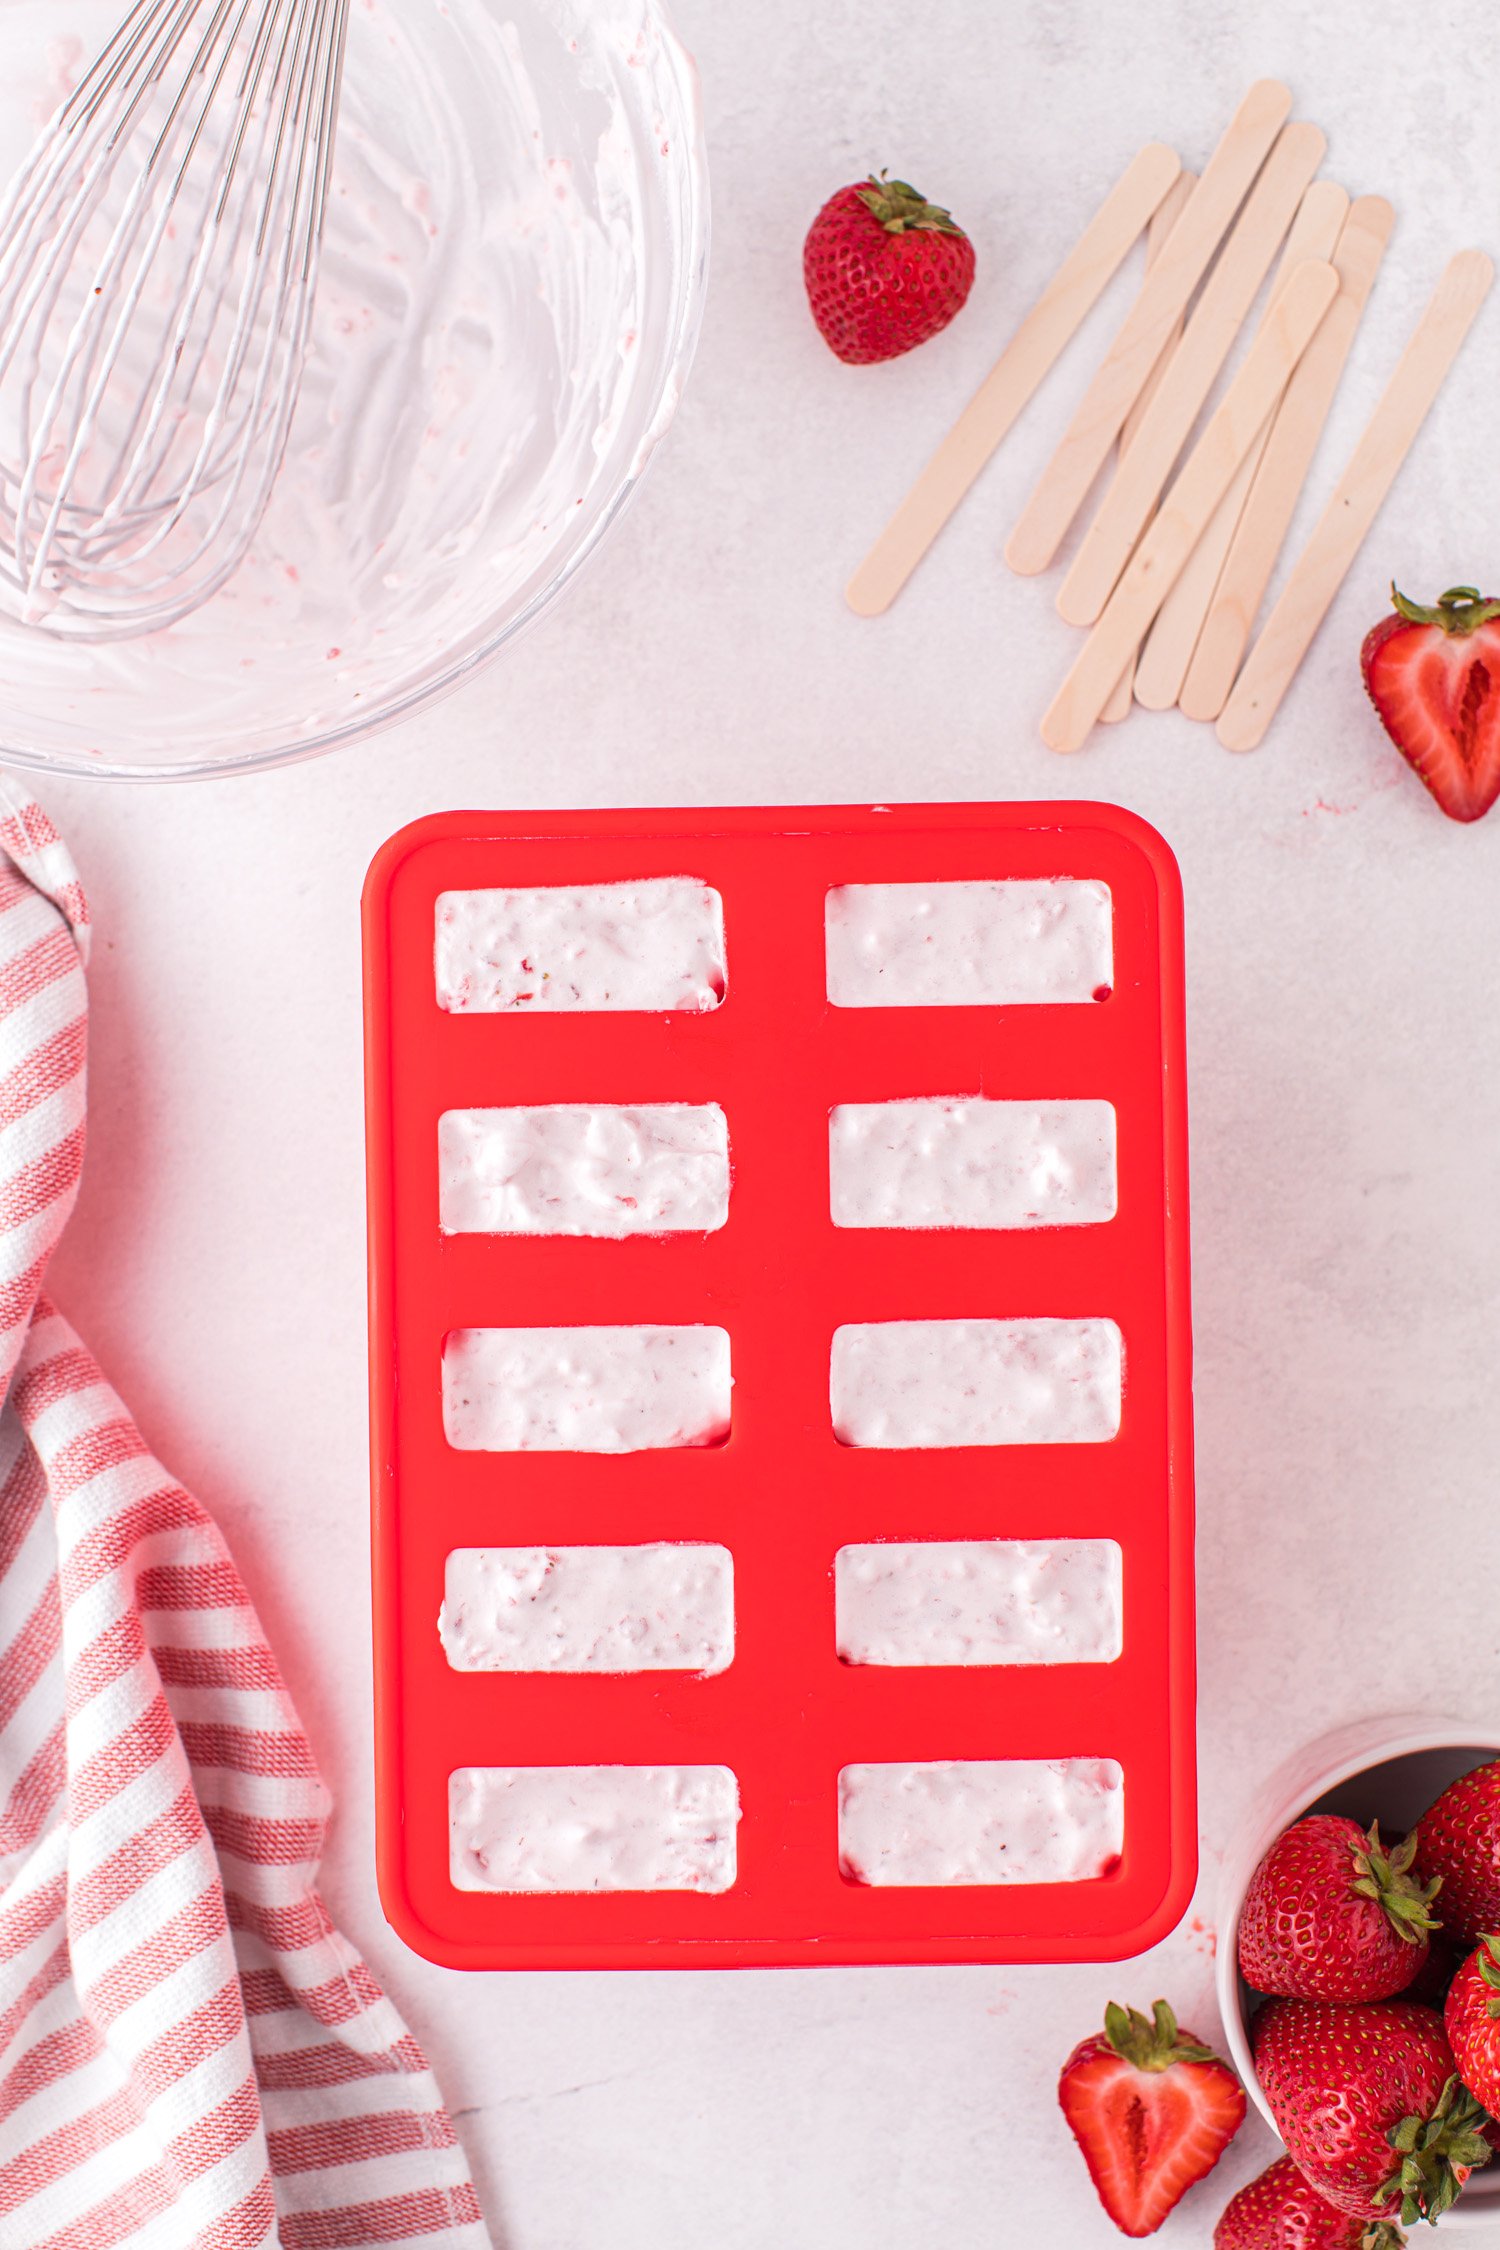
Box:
0;0;349;637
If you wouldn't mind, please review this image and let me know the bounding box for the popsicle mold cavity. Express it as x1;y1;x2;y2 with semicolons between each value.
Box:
829;1098;1117;1230
450;1765;741;1893
439;1544;734;1674
442;1326;732;1452
825;878;1113;1007
435;879;727;1012
837;1758;1125;1886
835;1540;1123;1666
830;1318;1123;1448
439;1103;730;1236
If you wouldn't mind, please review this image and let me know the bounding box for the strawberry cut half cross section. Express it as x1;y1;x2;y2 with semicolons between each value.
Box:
1361;584;1500;823
1058;1999;1246;2237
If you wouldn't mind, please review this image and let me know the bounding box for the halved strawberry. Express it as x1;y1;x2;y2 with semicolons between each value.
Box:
1361;583;1500;822
1058;1999;1246;2236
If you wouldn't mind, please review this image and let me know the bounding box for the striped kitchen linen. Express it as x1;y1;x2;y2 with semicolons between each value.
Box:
0;788;490;2248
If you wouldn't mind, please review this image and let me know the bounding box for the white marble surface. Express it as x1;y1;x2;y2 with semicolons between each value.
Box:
28;0;1500;2242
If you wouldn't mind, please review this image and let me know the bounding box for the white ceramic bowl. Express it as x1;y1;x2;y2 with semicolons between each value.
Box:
1217;1716;1500;2231
0;0;708;778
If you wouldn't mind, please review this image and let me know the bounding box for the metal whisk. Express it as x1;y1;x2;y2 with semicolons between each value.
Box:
0;0;349;641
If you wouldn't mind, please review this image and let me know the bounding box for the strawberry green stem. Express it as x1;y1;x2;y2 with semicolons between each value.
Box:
1348;1822;1442;1944
1378;2076;1492;2226
1476;1932;1500;2018
856;172;965;236
1101;1999;1217;2072
1391;583;1500;636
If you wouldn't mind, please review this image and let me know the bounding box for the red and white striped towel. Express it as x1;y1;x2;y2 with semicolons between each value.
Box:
0;790;491;2249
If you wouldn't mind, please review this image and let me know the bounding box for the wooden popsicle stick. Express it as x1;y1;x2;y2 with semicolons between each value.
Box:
1121;178;1201;450
1101;170;1198;722
1041;258;1338;753
1131;179;1349;711
1133;442;1259;712
1217;248;1492;751
1006;79;1293;578
1058;120;1326;626
1180;194;1394;722
844;144;1183;618
1098;659;1138;726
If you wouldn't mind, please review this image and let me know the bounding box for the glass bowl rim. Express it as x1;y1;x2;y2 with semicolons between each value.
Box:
0;2;710;785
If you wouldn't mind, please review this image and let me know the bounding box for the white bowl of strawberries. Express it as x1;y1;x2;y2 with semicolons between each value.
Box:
1216;1716;1500;2235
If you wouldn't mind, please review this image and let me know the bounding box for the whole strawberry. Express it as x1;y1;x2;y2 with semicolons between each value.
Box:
1253;1996;1491;2225
1416;1760;1500;1943
1238;1816;1441;2003
1361;583;1500;822
1214;2155;1406;2248
1058;1999;1245;2236
1445;1933;1500;2113
803;172;976;364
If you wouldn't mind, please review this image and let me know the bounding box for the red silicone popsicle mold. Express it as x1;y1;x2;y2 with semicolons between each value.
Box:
362;802;1195;1968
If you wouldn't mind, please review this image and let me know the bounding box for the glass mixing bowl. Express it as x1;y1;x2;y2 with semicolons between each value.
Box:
0;0;708;778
